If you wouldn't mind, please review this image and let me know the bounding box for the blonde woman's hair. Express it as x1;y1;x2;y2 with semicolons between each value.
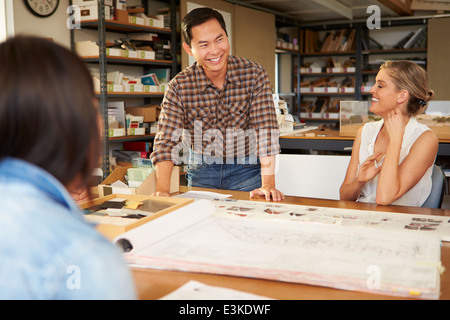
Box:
380;60;434;115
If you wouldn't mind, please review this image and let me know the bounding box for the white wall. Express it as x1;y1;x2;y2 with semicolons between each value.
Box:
12;0;71;48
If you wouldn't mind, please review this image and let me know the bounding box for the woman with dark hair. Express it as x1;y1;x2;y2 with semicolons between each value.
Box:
340;60;438;206
0;36;136;299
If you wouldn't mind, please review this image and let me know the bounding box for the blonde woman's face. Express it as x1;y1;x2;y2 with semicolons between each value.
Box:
369;69;403;116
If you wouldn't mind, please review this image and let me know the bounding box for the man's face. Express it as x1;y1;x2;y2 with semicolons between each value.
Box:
183;18;230;77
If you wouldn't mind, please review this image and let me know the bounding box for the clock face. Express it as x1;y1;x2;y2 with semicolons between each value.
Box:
24;0;59;17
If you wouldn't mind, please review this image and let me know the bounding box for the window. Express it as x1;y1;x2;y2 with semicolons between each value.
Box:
0;0;14;43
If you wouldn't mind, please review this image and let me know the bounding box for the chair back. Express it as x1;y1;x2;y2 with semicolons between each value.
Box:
422;164;445;208
275;154;351;200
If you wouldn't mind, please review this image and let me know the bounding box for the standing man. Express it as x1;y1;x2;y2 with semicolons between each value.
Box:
150;7;284;201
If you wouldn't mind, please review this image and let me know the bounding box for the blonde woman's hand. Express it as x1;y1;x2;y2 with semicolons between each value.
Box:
356;152;384;183
384;108;406;144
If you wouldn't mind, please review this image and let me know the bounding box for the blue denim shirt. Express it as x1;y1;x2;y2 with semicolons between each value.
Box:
0;158;136;299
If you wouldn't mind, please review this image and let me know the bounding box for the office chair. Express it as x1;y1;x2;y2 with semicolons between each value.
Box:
422;165;445;209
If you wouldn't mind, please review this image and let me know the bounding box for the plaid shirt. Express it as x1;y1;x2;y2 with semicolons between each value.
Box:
150;55;280;165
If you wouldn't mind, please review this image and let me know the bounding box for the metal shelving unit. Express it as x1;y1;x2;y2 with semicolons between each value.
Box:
70;0;179;179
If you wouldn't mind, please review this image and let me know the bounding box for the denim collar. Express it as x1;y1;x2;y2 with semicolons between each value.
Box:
0;157;81;215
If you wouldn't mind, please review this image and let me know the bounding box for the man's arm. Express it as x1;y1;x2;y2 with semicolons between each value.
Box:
152;160;174;197
249;155;285;201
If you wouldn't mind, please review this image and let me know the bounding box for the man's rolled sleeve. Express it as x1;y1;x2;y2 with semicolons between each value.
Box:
249;68;280;157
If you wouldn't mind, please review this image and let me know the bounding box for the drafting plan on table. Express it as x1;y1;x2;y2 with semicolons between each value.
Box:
115;199;443;299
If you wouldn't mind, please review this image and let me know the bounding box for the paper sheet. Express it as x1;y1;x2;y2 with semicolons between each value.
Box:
116;199;442;299
173;191;232;201
114;200;215;253
212;199;450;242
160;280;274;300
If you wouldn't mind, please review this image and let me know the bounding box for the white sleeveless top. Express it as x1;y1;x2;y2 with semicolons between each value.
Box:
357;117;433;206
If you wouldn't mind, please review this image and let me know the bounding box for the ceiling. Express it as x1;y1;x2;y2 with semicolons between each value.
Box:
224;0;450;25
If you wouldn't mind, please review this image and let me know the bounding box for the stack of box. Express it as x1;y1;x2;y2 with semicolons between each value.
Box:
126;114;145;136
126;105;159;135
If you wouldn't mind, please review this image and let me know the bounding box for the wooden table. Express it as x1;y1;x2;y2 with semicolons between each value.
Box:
132;186;450;300
280;130;450;156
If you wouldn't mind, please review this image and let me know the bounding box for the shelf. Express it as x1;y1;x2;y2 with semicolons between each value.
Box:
109;134;156;143
300;92;356;96
301;72;355;77
362;48;426;55
80;20;172;35
83;56;172;66
301;51;356;57
276;46;300;54
96;92;165;98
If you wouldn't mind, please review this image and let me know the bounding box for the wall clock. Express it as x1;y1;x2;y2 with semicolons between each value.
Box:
24;0;60;18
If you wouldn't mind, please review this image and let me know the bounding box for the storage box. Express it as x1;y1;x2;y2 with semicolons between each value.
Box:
123;50;138;59
127;105;157;122
107;84;124;92
105;47;123;57
115;9;128;23
124;83;144;92
115;0;127;11
325;87;339;93
129;16;145;25
148;15;164;28
98;165;180;198
138;50;155;60
108;128;126;137
79;5;111;21
143;85;159;93
323;113;339;119
127;128;146;135
75;41;124;57
340;87;355;93
80;193;192;240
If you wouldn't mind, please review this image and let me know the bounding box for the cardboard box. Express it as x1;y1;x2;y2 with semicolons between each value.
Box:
107;84;124;92
75;40;98;57
123;50;138;59
148;15;164;28
105;47;123;57
124;83;144;92
129;16;145;25
127;128;146;135
115;9;128;23
143;85;159;93
98;165;180;198
79;5;111;21
115;0;127;11
127;105;157;122
75;41;123;57
138;50;155;60
108;128;126;137
80;193;193;240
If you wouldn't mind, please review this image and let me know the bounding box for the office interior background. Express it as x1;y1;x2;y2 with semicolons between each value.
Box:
1;0;449;207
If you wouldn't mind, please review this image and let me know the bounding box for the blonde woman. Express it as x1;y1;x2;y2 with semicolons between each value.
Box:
340;60;438;206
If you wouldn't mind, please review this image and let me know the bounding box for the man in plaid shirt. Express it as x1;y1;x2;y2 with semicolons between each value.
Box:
150;7;284;201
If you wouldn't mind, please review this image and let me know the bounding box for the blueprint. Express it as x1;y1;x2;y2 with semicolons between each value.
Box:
117;199;443;299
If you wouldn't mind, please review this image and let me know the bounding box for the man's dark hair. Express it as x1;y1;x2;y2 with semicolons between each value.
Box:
0;36;101;188
182;7;228;47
